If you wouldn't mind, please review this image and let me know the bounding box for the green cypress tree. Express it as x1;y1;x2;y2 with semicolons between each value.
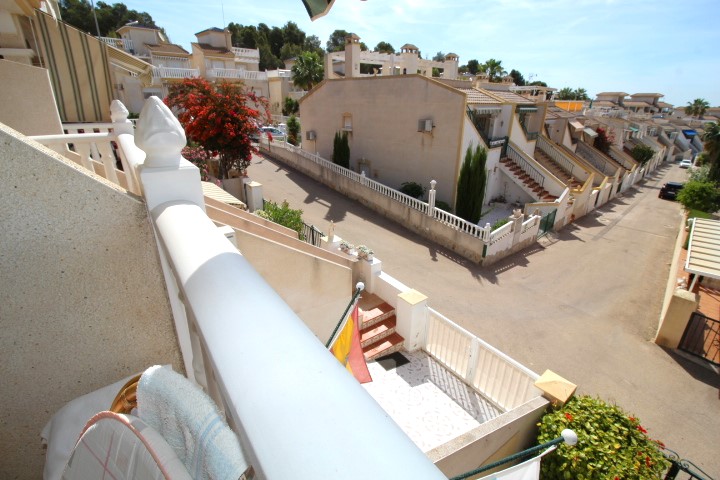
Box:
455;145;488;223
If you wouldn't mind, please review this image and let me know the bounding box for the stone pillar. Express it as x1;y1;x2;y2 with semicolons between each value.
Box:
135;96;204;212
511;208;524;244
655;289;699;348
110;99;133;135
395;289;428;352
427;179;437;216
244;180;263;212
534;370;577;406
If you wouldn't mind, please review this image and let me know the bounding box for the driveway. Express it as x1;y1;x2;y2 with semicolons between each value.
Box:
248;153;719;476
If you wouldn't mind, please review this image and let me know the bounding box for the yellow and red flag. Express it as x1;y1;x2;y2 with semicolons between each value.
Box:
329;302;372;384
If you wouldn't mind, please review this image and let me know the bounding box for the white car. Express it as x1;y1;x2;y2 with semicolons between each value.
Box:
261;126;286;141
679;159;693;168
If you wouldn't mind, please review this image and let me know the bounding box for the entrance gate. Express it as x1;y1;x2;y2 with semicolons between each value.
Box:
679;311;720;365
537;209;556;238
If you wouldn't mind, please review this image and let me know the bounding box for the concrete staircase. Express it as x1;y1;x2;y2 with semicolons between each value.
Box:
358;293;404;361
533;147;583;190
499;157;558;202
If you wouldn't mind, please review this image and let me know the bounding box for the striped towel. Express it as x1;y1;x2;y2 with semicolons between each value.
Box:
137;366;249;480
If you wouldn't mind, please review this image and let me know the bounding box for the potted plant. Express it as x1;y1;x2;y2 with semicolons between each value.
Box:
356;245;374;261
339;240;354;253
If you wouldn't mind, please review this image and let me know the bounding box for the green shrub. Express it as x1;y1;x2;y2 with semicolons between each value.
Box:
255;200;304;238
630;144;654;166
399;181;425;199
455;145;487;223
435;200;452;212
282;97;299;116
332;131;350;168
491;218;510;231
537;395;668;480
676;180;720;213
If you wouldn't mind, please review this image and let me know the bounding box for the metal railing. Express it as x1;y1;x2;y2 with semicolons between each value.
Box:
506;143;546;189
301;222;323;247
536;135;576;177
425;308;542;411
575;142;610;175
662;447;716;480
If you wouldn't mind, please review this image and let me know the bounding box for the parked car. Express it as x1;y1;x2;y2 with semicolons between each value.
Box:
658;181;684;200
261;126;286;141
679;159;693;168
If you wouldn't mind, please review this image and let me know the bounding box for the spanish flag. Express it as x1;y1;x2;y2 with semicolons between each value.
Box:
329;302;372;384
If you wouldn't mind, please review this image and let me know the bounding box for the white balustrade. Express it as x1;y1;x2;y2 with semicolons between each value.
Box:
133;97;445;479
152;66;199;80
100;37;133;52
231;47;260;60
519;216;541;243
425;309;542;411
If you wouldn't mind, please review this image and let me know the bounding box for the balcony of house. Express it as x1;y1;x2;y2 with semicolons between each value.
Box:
8;97;557;478
100;36;134;54
207;67;267;81
231;47;260;64
151;65;199;83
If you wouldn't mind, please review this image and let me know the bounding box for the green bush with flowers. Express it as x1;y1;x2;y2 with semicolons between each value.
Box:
537;395;668;479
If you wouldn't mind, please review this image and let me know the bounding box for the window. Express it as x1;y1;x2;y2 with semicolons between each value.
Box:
342;113;352;131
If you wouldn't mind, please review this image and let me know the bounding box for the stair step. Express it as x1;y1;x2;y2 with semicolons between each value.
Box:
363;332;404;361
360;317;396;348
359;302;395;329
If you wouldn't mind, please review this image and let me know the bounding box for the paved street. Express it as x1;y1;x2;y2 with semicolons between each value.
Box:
249;152;719;476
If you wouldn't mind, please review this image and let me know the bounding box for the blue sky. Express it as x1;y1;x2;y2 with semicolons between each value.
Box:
118;0;719;107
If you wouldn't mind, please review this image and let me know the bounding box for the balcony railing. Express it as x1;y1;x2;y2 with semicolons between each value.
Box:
152;66;199;80
425;308;542;411
100;37;133;52
109;97;447;479
506;143;546;189
231;47;260;63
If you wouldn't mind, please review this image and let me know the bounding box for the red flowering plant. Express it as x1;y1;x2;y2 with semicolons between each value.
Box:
165;78;270;179
537;395;668;479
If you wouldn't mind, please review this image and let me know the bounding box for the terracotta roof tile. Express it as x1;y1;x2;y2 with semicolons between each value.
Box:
459;88;502;105
145;43;189;55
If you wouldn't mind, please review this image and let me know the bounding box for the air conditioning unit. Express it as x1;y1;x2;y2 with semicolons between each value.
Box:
418;119;433;132
306;130;316;140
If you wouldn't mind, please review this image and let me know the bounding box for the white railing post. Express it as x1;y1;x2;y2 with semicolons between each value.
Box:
427;179;437;216
134;96;204;383
110;100;140;194
135;97;204;211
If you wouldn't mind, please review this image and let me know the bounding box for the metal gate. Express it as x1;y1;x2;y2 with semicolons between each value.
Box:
679;312;720;365
301;222;324;247
537;209;556;238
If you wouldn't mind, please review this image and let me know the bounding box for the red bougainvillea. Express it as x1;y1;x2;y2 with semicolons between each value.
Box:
165;78;270;179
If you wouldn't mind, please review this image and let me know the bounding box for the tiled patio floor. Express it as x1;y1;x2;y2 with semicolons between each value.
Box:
362;350;501;453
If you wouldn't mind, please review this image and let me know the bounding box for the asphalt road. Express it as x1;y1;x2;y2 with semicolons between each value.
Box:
249;153;719;476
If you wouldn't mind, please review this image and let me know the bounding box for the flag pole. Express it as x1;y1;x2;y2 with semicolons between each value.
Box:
325;282;364;348
449;429;577;480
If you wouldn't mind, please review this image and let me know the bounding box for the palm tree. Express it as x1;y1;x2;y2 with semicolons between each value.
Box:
702;122;720;183
573;88;588;100
685;98;710;119
291;51;324;91
556;87;574;100
482;59;506;83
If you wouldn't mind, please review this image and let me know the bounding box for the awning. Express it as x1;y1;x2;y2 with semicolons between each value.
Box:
517;106;538;113
471;107;502;115
570;121;584;130
201;181;246;208
302;0;336;19
685;218;720;282
583;127;598;138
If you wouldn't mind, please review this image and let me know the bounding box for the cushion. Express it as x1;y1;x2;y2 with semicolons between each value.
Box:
41;373;139;480
61;411;191;480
